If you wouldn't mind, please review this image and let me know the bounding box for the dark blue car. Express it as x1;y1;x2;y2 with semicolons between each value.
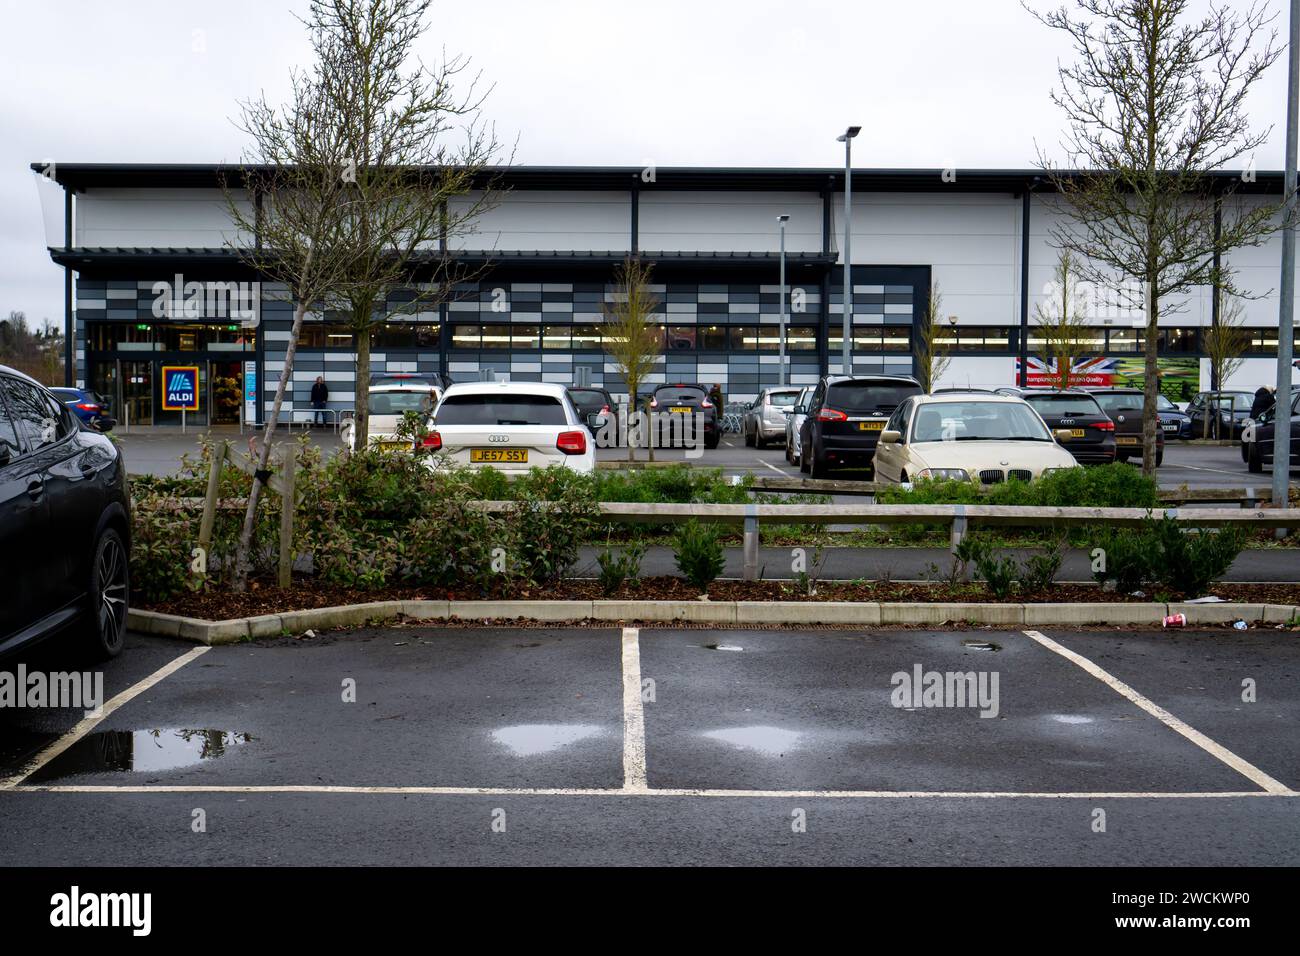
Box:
1155;394;1193;440
49;387;115;430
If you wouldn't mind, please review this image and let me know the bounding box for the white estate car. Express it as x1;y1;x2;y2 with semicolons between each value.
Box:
872;393;1080;484
422;380;595;475
342;380;440;451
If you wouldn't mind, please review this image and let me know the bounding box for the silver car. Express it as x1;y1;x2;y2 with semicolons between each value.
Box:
743;386;802;448
785;386;814;465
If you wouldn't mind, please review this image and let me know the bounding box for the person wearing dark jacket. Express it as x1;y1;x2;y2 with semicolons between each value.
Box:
1250;386;1275;421
310;376;329;426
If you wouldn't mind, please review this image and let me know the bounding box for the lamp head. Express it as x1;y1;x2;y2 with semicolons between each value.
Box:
837;126;862;142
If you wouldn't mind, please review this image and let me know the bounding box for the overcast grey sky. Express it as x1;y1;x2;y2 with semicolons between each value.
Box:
1;0;1293;324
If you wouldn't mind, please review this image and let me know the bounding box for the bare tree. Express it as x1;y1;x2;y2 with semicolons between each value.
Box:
222;20;358;591
312;0;503;449
1202;289;1249;436
914;282;951;393
1034;249;1097;389
1028;0;1283;475
601;258;662;462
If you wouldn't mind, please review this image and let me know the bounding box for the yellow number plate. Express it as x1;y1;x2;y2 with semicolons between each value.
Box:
377;440;408;452
470;448;528;463
1116;437;1139;445
670;406;692;414
859;421;885;431
1069;429;1086;438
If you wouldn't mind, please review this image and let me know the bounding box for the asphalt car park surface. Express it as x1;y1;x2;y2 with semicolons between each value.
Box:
117;427;1295;495
1;625;1297;865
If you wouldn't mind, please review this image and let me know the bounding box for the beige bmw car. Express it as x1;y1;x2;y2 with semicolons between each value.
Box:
872;393;1080;484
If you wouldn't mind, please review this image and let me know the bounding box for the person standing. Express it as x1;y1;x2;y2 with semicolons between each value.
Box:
310;375;329;427
1250;385;1275;420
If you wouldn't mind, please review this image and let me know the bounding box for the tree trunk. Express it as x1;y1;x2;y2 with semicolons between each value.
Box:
1142;288;1159;478
354;325;371;449
232;297;309;591
626;379;637;463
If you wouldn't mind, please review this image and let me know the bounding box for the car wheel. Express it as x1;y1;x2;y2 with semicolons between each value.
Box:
809;452;828;479
705;434;719;450
744;425;754;447
1116;453;1129;463
1241;441;1250;463
1155;448;1164;467
85;527;128;660
800;446;811;473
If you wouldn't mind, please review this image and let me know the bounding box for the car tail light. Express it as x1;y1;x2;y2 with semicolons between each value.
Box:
649;398;659;409
701;399;713;409
599;404;610;415
556;430;587;455
817;408;848;422
1091;420;1115;431
421;430;442;451
76;402;100;411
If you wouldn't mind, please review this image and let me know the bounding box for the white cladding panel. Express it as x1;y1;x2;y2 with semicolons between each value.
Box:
834;192;1019;324
76;188;252;248
639;191;822;253
446;190;631;252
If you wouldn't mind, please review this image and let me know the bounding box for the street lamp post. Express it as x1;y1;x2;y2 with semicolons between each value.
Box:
778;214;789;386
837;126;861;377
1273;0;1298;518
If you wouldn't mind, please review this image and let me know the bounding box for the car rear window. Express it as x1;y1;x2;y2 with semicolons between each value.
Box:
436;393;568;426
1094;393;1143;414
1024;394;1104;416
567;389;608;410
768;391;799;407
826;381;920;412
655;387;706;403
369;390;436;416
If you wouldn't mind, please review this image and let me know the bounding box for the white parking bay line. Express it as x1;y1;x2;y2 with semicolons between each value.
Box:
1023;629;1294;795
756;458;785;474
0;646;210;790
621;627;648;792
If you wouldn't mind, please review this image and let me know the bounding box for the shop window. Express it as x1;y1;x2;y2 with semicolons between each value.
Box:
450;324;481;350
542;325;571;349
571;324;601;350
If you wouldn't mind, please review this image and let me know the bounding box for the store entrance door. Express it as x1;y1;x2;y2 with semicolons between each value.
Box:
122;361;154;427
209;360;243;425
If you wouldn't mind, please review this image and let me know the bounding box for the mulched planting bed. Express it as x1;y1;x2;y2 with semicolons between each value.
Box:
136;577;1300;621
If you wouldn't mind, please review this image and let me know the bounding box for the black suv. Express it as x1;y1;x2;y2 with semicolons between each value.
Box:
648;383;720;449
1020;390;1117;464
799;374;923;478
0;365;130;662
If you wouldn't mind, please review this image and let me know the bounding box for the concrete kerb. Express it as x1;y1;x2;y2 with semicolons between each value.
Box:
126;600;1300;644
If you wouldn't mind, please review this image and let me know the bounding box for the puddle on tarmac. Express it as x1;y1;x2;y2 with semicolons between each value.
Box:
961;639;1002;651
1049;714;1095;725
701;725;802;757
490;724;607;757
702;644;743;652
27;729;252;782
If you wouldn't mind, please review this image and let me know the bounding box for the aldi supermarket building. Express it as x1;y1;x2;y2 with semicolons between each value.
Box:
33;163;1297;428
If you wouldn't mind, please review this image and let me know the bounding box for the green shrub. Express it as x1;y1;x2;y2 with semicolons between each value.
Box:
1087;516;1245;597
877;464;1158;510
1020;541;1064;593
596;538;647;595
1148;520;1245;597
672;520;726;594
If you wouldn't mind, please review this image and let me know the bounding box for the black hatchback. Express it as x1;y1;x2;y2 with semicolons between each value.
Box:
799;374;923;478
648;383;720;449
0;365;130;662
1021;390;1117;464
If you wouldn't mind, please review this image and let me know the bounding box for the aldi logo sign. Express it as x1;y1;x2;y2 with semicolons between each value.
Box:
161;365;200;411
